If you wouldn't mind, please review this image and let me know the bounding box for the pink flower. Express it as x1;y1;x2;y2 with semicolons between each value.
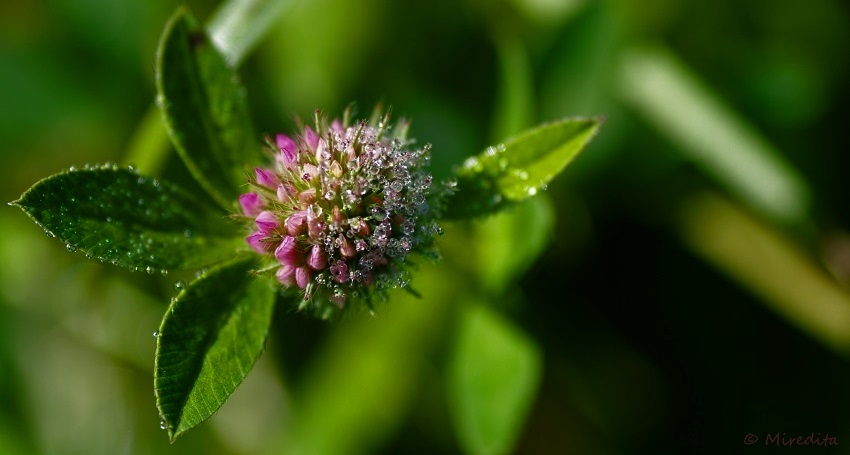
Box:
254;211;279;233
330;260;349;283
275;236;300;267
303;126;319;151
307;244;327;270
238;109;443;317
295;267;311;289
239;193;262;217
277;264;296;286
246;232;270;254
284;211;307;236
276;134;297;167
255;167;278;188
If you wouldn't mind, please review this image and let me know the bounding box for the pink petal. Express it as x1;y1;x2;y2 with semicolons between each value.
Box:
307;206;325;239
285;210;307;236
238;193;262;217
298;188;317;204
330;260;349;283
295;267;311;289
254;211;279;233
330;119;343;134
275;236;301;267
277;182;297;202
303;126;319;150
246;232;270;254
307;244;327;270
275;134;297;167
255;167;278;188
276;264;296;286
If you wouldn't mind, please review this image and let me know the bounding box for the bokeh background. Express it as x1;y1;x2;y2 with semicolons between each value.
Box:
2;0;850;453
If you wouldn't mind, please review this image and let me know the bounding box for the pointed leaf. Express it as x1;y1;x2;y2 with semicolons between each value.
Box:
156;8;262;210
12;166;241;271
448;304;542;455
445;117;603;219
155;257;276;441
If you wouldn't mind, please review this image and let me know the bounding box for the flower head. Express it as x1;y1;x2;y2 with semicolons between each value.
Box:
238;109;445;317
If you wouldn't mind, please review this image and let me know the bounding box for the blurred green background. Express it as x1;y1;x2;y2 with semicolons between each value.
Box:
3;0;850;453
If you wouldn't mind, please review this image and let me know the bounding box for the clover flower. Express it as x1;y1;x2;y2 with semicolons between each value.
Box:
238;111;444;317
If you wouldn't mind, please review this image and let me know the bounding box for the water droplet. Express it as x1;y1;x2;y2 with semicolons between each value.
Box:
390;180;404;192
343;190;358;205
371;206;389;221
160;419;167;430
68;166;77;172
152;331;159;338
145;266;154;274
526;187;538;196
66;244;77;252
324;190;336;200
401;220;415;235
173;280;186;291
170;297;178;304
183;229;192;238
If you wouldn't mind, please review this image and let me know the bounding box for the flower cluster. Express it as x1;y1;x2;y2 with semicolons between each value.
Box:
238;110;445;317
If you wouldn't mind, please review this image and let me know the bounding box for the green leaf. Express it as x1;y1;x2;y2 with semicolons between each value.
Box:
155;257;276;441
156;8;262;210
11;166;241;272
448;304;543;455
444;117;603;219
